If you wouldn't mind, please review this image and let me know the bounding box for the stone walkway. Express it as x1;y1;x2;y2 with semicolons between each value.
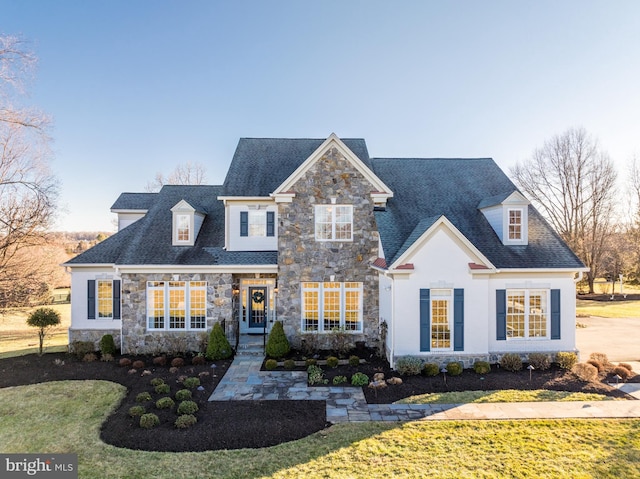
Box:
209;354;640;423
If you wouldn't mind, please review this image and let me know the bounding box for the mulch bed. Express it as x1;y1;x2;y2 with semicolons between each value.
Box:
0;351;637;452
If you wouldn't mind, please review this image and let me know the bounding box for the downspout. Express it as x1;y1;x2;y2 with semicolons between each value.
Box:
389;276;395;370
116;267;124;354
574;271;584;283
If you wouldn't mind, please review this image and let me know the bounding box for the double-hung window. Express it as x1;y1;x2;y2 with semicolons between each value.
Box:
506;289;548;339
301;282;362;332
147;281;207;331
97;280;113;318
430;289;452;350
176;214;191;242
508;209;522;240
240;210;275;237
315;205;353;241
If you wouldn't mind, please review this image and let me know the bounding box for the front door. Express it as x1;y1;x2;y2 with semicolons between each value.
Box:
248;286;268;329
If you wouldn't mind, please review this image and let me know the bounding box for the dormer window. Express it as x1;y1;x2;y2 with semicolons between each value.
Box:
171;200;206;246
478;191;529;246
508;209;523;241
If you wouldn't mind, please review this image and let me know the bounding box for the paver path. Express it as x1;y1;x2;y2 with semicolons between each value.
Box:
210;354;640;423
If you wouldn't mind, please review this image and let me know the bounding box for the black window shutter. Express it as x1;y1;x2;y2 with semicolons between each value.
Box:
496;289;506;340
453;289;464;351
113;280;121;320
419;289;431;351
550;289;561;339
240;211;248;237
87;280;96;319
266;211;275;237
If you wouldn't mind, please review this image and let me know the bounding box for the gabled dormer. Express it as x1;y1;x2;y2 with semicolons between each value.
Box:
478;191;530;246
111;192;157;231
171;200;206;246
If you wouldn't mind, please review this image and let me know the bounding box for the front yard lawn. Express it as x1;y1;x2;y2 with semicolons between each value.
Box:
1;380;639;479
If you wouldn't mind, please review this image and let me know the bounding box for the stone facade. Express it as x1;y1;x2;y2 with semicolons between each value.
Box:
120;272;234;354
276;146;380;349
69;328;121;351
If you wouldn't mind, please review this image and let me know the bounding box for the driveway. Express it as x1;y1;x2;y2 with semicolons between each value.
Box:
576;316;640;370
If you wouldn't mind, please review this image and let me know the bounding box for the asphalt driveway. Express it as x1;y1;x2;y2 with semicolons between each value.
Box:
576;316;640;369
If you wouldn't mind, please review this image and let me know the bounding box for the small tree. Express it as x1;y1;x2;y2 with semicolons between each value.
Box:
205;322;232;360
26;307;61;355
265;321;290;359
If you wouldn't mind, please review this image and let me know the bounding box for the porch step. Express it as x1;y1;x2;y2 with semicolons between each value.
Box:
236;335;265;356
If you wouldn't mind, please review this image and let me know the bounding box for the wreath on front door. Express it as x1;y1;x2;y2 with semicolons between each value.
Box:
252;291;265;304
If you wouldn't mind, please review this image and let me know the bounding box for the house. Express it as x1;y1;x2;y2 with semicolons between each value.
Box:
65;134;587;367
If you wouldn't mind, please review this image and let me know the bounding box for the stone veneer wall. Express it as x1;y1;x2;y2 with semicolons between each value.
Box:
120;272;233;354
277;146;380;350
69;329;122;352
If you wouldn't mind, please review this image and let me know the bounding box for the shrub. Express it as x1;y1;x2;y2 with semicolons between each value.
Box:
283;359;295;370
305;358;317;367
99;334;116;355
333;375;347;385
528;353;551;371
473;361;491;375
128;405;145;417
556;352;578;370
156;397;175;409
136;392;152;402
175;389;192;401
177;400;199;415
348;355;360;367
191;354;206;366
589;352;611;366
150;378;165;387
155;383;170;394
446;362;463;376
100;353;114;362
351;372;369;386
175;414;197;429
265;359;278;370
587;360;604;372
307;365;327;385
27;307;61;356
500;353;523;372
265;321;290;359
618;363;634;373
72;341;95;360
572;362;598;382
139;413;160;429
83;353;97;362
132;360;145;369
170;357;184;368
614;366;632;380
422;362;440;377
206;323;233;360
153;356;167;366
326;356;339;368
395;356;423;376
183;377;200;389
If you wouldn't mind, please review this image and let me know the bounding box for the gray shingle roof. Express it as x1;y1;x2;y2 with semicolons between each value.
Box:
371;158;585;269
111;192;157;210
67;185;277;266
69;139;584;271
222;138;371;196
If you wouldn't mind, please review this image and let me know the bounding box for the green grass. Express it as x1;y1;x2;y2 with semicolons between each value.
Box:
396;389;617;404
576;299;640;318
1;381;639;479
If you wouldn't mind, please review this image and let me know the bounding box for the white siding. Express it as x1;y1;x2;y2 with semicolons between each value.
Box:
481;205;503;241
117;213;146;231
69;267;121;331
227;203;278;251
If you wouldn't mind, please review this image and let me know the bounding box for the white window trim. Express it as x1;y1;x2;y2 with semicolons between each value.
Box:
506;289;549;340
314;205;353;242
175;214;192;244
430;289;452;351
504;207;527;245
300;282;363;333
146;281;208;331
248;210;267;237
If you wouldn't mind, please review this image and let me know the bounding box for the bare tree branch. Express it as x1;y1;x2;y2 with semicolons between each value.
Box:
145;161;207;192
511;127;617;293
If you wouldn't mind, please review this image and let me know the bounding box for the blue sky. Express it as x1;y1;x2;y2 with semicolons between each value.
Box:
4;0;640;231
